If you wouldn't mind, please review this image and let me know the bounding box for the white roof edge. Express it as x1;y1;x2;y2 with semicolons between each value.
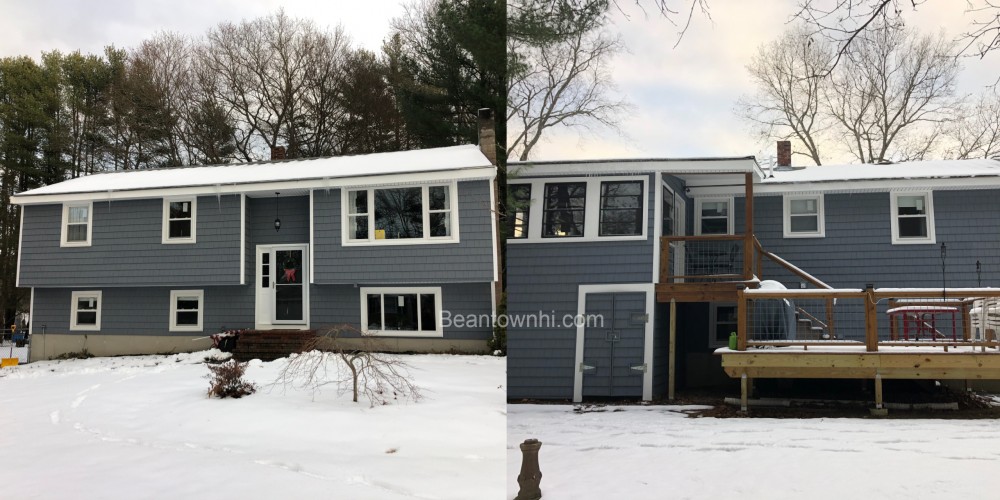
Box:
12;145;495;205
510;156;760;176
12;166;496;205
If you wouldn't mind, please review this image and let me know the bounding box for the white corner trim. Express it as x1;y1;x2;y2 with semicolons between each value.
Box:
573;283;655;403
782;194;826;239
652;173;663;283
28;287;34;336
60;201;93;247
694;196;734;236
169;289;204;332
489;179;499;283
69;290;102;331
240;194;246;286
359;286;444;338
309;190;315;284
890;190;936;245
16;207;23;287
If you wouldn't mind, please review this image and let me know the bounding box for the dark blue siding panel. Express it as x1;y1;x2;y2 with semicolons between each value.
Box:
21;195;241;287
507;174;658;399
745;190;1000;289
312;180;495;284
33;286;253;335
248;195;310;246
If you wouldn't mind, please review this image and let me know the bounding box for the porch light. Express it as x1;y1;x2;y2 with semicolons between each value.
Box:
274;192;281;232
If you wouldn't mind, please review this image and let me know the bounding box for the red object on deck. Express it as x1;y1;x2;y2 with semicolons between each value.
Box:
887;306;958;341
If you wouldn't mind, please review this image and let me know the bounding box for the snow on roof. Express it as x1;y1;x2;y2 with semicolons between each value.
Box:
762;158;1000;184
509;155;762;176
14;145;492;199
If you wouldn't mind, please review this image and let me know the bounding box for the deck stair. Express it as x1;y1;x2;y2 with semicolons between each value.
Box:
232;330;318;362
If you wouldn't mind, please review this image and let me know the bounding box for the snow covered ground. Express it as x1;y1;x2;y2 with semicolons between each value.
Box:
0;351;506;499
507;405;1000;500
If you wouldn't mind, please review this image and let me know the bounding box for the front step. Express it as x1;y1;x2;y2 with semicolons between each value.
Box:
232;330;318;362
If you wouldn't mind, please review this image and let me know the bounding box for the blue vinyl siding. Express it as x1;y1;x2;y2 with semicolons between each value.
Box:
33;286;252;335
507;174;658;399
20;195;242;287
311;180;495;284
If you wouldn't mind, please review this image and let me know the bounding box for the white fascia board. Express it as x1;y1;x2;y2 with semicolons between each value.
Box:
690;176;1000;197
10;167;496;205
514;158;759;177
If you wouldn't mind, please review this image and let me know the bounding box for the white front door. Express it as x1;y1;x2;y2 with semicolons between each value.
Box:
255;244;309;329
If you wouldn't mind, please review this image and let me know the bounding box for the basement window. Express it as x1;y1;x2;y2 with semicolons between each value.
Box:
891;191;935;244
70;291;102;331
169;290;204;332
709;302;737;348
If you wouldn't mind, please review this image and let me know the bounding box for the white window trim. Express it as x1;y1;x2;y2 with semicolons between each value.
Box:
169;289;204;332
507;176;649;243
694;197;734;236
708;302;737;348
60;202;93;247
70;290;102;331
359;286;443;338
782;194;825;238
890;190;936;245
161;198;197;244
341;182;460;246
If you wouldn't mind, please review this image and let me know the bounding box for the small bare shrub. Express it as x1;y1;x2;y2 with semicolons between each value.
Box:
206;359;257;398
274;325;420;407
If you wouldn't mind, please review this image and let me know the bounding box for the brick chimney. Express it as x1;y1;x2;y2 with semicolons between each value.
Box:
270;146;286;161
477;108;496;166
776;141;791;167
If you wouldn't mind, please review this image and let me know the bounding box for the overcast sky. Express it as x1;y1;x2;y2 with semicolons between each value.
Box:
531;1;1000;164
0;0;406;57
1;1;996;165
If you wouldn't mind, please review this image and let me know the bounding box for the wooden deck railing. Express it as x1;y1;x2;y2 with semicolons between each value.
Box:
735;287;1000;352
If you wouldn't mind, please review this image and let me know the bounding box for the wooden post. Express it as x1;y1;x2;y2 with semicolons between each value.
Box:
874;374;884;410
659;237;671;283
962;302;972;341
668;299;677;400
737;287;748;351
743;173;754;281
865;284;878;352
755;240;763;280
740;373;749;412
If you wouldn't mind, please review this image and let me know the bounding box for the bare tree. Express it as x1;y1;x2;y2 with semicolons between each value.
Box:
825;23;961;163
795;1;1000;70
273;326;421;408
508;26;628;160
198;10;349;161
737;26;833;165
946;89;1000;158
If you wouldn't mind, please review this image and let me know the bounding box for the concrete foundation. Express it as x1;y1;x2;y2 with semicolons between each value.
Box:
29;333;214;361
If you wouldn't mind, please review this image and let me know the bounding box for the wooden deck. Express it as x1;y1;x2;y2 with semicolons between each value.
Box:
719;345;1000;380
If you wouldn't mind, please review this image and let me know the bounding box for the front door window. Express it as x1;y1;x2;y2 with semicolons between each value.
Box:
274;248;304;322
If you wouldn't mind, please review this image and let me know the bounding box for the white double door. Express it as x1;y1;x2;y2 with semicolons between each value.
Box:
255;244;309;329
